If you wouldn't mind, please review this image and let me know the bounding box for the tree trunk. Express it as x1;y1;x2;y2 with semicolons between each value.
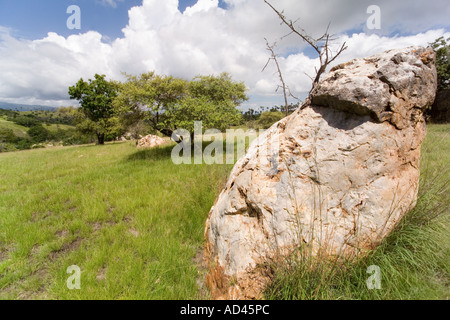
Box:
159;128;174;138
97;133;105;145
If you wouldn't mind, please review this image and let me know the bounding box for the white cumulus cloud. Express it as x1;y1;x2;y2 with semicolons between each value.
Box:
0;0;449;108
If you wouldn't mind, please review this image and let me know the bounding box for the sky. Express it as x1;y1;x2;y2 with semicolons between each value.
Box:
0;0;449;110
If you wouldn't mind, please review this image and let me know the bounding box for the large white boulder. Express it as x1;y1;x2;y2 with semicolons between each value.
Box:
205;47;437;299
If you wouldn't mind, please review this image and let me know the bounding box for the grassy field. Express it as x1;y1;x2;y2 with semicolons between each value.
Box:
0;124;448;300
0;118;74;134
42;124;75;132
0;118;29;138
0;141;232;299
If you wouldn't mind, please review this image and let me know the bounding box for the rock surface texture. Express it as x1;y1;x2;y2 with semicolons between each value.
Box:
136;135;169;148
205;47;437;299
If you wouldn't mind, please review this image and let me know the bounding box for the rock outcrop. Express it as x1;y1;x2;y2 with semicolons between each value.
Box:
137;135;169;148
205;47;437;299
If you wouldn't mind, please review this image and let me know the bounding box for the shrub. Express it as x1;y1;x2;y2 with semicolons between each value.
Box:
28;124;51;143
0;142;17;153
0;128;17;143
258;111;285;129
10;115;40;128
14;138;32;150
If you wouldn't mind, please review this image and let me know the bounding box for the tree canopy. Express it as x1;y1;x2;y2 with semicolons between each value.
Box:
114;72;247;139
431;37;450;92
258;111;285;129
113;72;188;137
68;74;121;145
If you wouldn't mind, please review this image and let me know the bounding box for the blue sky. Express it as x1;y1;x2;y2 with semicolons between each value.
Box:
0;0;226;40
0;0;449;108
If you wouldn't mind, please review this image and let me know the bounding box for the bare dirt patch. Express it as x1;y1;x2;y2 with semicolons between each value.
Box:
96;266;107;281
49;237;82;261
55;230;69;238
193;247;209;299
128;228;140;237
31;211;53;222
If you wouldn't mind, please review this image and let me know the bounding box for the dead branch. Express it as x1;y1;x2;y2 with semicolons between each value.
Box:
263;38;290;116
264;0;348;90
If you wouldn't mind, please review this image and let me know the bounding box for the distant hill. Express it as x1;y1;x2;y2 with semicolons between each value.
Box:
0;101;57;111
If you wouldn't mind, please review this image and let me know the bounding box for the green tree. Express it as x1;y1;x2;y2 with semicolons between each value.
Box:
164;95;240;134
163;73;246;138
11;115;40;127
0;128;17;143
0;128;17;152
188;73;248;107
258;111;285;129
28;124;51;143
114;72;188;138
430;37;450;91
0;128;33;152
69;74;120;145
14;138;32;150
114;72;247;140
54;106;79;125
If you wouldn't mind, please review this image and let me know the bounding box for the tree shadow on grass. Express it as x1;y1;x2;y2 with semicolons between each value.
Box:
124;140;232;164
125;143;175;162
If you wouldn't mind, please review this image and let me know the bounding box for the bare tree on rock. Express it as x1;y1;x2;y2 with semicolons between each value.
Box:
263;0;348;93
262;38;299;116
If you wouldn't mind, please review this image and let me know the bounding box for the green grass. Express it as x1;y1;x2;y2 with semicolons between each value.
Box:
0;118;29;138
264;124;450;300
0;141;233;299
0;124;448;300
43;124;75;132
0;115;75;138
